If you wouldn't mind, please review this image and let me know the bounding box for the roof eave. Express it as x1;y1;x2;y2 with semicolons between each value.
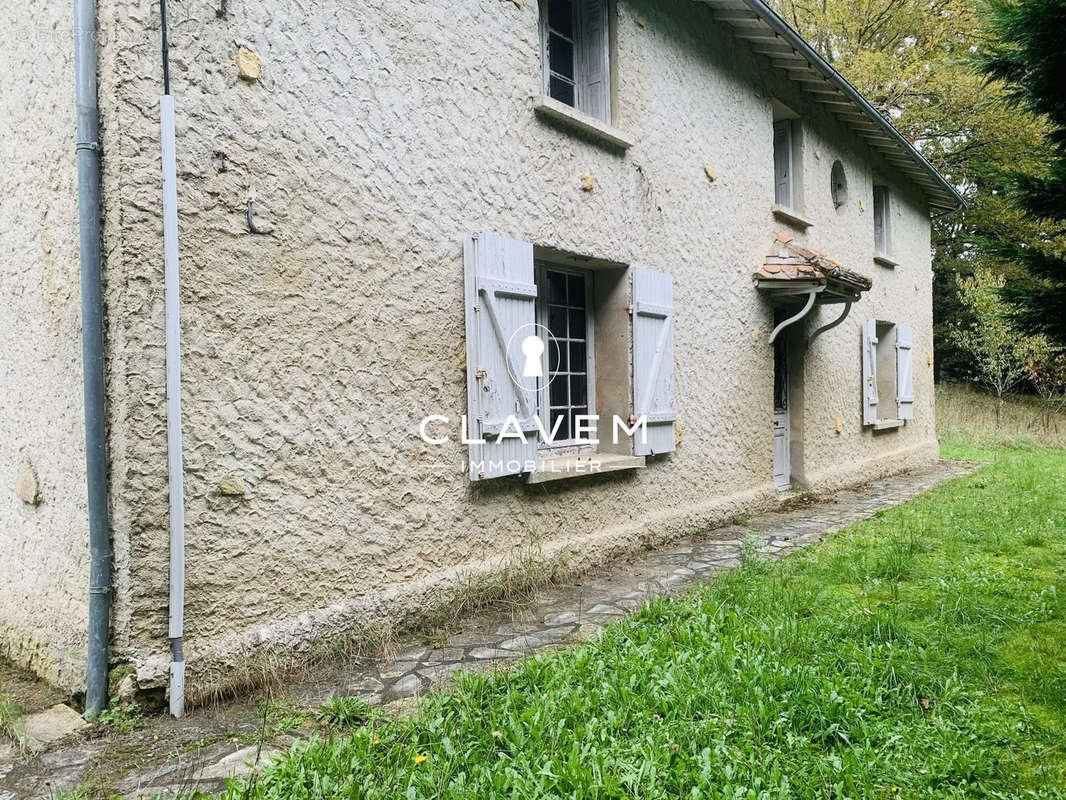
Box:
714;0;965;214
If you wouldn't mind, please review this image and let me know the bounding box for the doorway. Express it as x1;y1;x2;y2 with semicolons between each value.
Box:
772;309;791;490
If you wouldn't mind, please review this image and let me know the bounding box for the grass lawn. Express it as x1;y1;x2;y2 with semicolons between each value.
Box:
223;440;1066;799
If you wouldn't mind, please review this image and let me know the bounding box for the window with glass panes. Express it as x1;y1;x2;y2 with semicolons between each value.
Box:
544;0;577;107
540;0;612;122
536;264;594;447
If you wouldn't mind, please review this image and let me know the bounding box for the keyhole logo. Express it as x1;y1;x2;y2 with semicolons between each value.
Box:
505;323;561;392
521;335;545;378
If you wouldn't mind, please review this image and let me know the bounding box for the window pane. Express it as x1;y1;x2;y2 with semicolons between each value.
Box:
548;305;568;338
569;341;586;372
549;76;575;107
550;377;569;407
549;338;567;372
547;271;567;305
551;410;570;442
548;0;573;37
570;375;588;407
571;407;589;440
568;308;586;338
548;33;574;80
566;274;584;305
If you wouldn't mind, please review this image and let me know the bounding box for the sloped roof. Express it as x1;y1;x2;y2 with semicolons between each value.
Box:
695;0;963;213
755;233;873;300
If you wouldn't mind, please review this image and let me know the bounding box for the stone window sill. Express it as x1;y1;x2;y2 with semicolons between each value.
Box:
873;252;899;267
533;95;635;151
873;419;904;431
771;205;814;230
526;453;646;484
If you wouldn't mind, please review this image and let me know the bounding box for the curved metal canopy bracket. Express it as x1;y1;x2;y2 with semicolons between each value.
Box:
806;300;853;349
768;288;820;344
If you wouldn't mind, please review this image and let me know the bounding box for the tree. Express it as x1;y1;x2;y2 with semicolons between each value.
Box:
1026;345;1066;432
976;0;1066;345
950;268;1046;423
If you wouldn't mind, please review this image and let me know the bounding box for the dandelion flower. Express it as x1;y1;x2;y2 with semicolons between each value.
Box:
415;754;428;764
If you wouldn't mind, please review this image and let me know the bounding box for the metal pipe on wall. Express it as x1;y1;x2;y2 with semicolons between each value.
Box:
158;0;187;719
160;93;186;719
74;0;112;719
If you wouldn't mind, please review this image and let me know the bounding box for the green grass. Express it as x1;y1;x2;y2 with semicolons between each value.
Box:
0;686;21;744
220;443;1066;799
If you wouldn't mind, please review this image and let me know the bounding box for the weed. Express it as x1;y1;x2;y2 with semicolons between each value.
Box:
253;698;309;738
316;695;373;728
0;687;22;744
97;699;145;733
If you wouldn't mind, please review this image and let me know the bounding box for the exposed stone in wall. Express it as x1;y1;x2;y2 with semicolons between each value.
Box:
15;458;41;506
235;44;261;82
217;474;246;496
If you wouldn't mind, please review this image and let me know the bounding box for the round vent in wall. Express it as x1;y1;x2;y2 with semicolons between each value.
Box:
831;160;848;208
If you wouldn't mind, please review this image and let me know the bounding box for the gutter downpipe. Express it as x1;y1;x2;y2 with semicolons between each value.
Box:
75;0;112;720
158;0;187;719
768;288;820;344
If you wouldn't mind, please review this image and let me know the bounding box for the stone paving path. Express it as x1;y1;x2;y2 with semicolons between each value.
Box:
287;459;977;710
1;460;977;799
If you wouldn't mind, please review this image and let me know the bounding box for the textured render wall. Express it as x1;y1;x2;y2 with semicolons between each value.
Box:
102;0;938;693
757;65;939;490
0;4;88;691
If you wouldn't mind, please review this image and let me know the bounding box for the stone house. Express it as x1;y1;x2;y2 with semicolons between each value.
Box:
0;0;960;708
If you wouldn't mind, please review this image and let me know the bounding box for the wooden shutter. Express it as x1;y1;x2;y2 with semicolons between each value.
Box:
632;267;676;456
577;0;611;122
464;233;539;481
873;186;888;252
773;120;793;207
862;318;879;426
896;323;914;420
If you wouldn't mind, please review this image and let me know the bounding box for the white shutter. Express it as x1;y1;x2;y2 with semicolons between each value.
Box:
577;0;611;122
873;186;888;253
773;120;793;207
464;233;539;481
896;323;914;420
862;318;879;426
632;267;676;456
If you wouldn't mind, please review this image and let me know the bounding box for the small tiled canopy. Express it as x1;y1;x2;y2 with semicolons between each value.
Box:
754;233;873;304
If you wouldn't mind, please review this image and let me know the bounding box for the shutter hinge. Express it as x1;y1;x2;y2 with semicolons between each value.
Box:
476;369;490;392
626;304;634;316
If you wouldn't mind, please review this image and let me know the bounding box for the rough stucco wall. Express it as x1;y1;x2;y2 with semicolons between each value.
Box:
755;65;939;490
0;4;89;691
102;0;939;693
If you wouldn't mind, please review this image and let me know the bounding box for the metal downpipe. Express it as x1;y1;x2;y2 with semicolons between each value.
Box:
74;0;112;719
